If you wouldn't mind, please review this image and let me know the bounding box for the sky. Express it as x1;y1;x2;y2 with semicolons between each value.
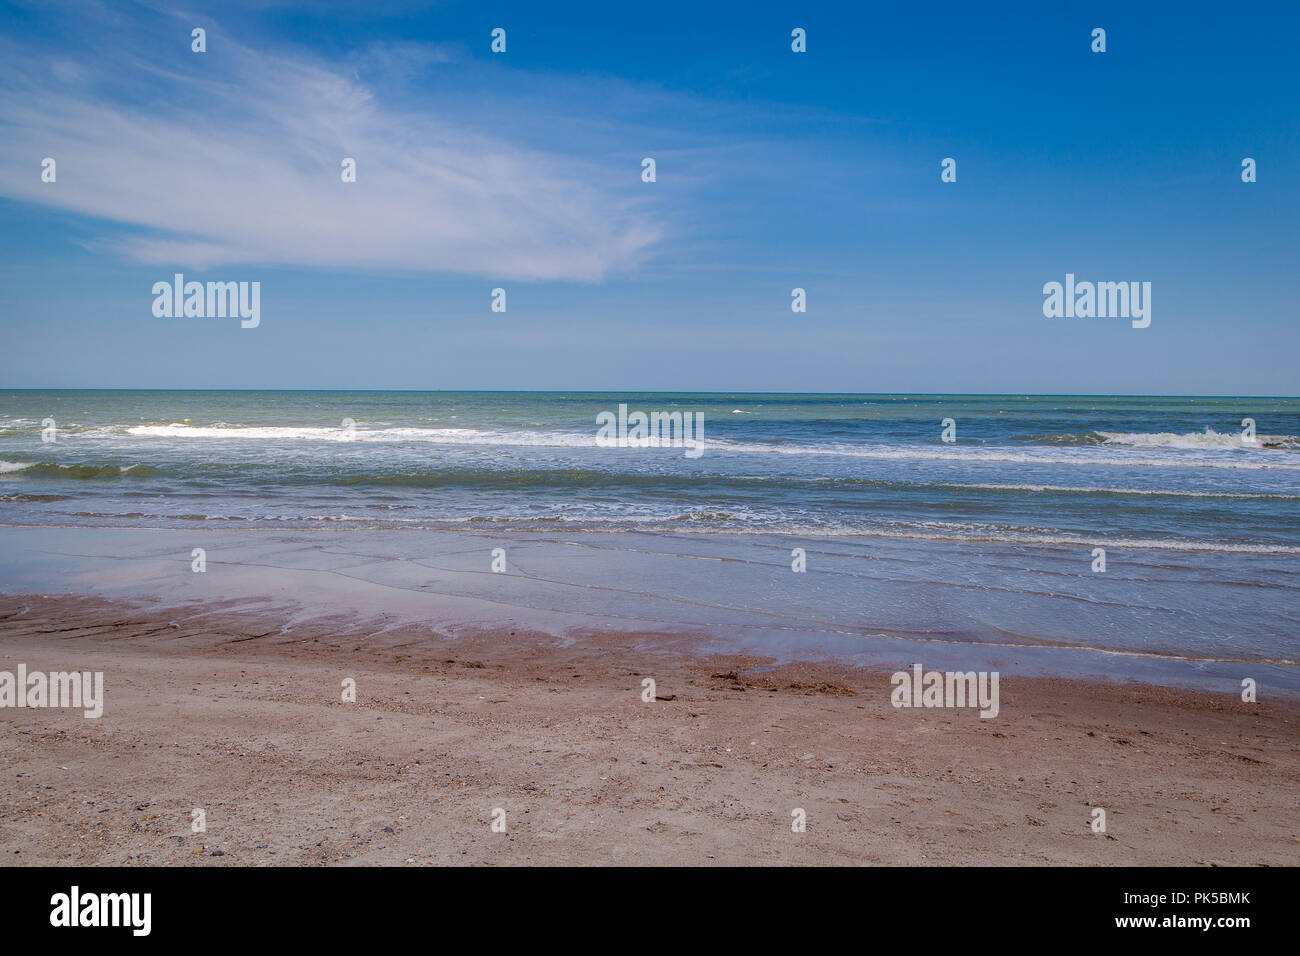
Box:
0;0;1296;394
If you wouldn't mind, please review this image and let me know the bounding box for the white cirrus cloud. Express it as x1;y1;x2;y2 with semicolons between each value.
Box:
0;24;664;281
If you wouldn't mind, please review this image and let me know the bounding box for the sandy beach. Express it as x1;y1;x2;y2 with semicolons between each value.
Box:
2;0;1298;908
2;592;1296;866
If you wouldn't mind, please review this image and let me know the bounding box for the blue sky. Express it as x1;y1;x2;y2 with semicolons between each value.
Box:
0;0;1296;393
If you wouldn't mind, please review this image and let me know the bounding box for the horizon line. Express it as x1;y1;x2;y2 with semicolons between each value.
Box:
2;387;1298;400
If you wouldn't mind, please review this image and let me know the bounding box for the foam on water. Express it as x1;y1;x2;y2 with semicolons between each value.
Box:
1098;428;1300;450
2;391;1297;688
4;391;1298;551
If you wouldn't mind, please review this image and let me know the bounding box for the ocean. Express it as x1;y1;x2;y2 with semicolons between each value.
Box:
1;390;1297;690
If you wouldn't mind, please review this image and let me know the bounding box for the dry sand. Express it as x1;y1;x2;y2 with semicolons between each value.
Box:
1;594;1296;866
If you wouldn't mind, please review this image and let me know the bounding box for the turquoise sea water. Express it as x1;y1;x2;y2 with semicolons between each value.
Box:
3;390;1298;542
1;390;1297;687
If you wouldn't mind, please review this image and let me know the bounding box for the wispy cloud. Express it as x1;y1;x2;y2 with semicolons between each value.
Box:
0;11;663;280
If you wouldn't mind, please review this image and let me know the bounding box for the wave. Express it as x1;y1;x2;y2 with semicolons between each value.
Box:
1031;429;1300;451
331;471;1300;498
703;440;1300;470
5;457;1298;500
1097;429;1300;450
0;461;163;479
842;522;1300;554
476;517;1300;553
123;423;599;447
1028;431;1110;446
18;421;1300;473
27;509;1299;553
949;482;1298;500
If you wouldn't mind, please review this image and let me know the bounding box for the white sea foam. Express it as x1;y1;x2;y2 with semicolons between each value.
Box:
660;517;1300;553
847;525;1300;554
0;461;35;473
704;439;1300;470
1097;429;1300;450
343;514;1300;553
953;482;1298;499
124;424;597;446
71;423;1300;470
725;475;1298;499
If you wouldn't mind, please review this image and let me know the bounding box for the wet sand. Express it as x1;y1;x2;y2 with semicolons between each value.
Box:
1;594;1296;866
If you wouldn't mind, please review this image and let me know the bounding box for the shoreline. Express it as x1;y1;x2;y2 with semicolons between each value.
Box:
2;592;1296;866
1;523;1294;696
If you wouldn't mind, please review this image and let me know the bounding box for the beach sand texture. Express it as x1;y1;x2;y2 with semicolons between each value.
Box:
2;594;1296;866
